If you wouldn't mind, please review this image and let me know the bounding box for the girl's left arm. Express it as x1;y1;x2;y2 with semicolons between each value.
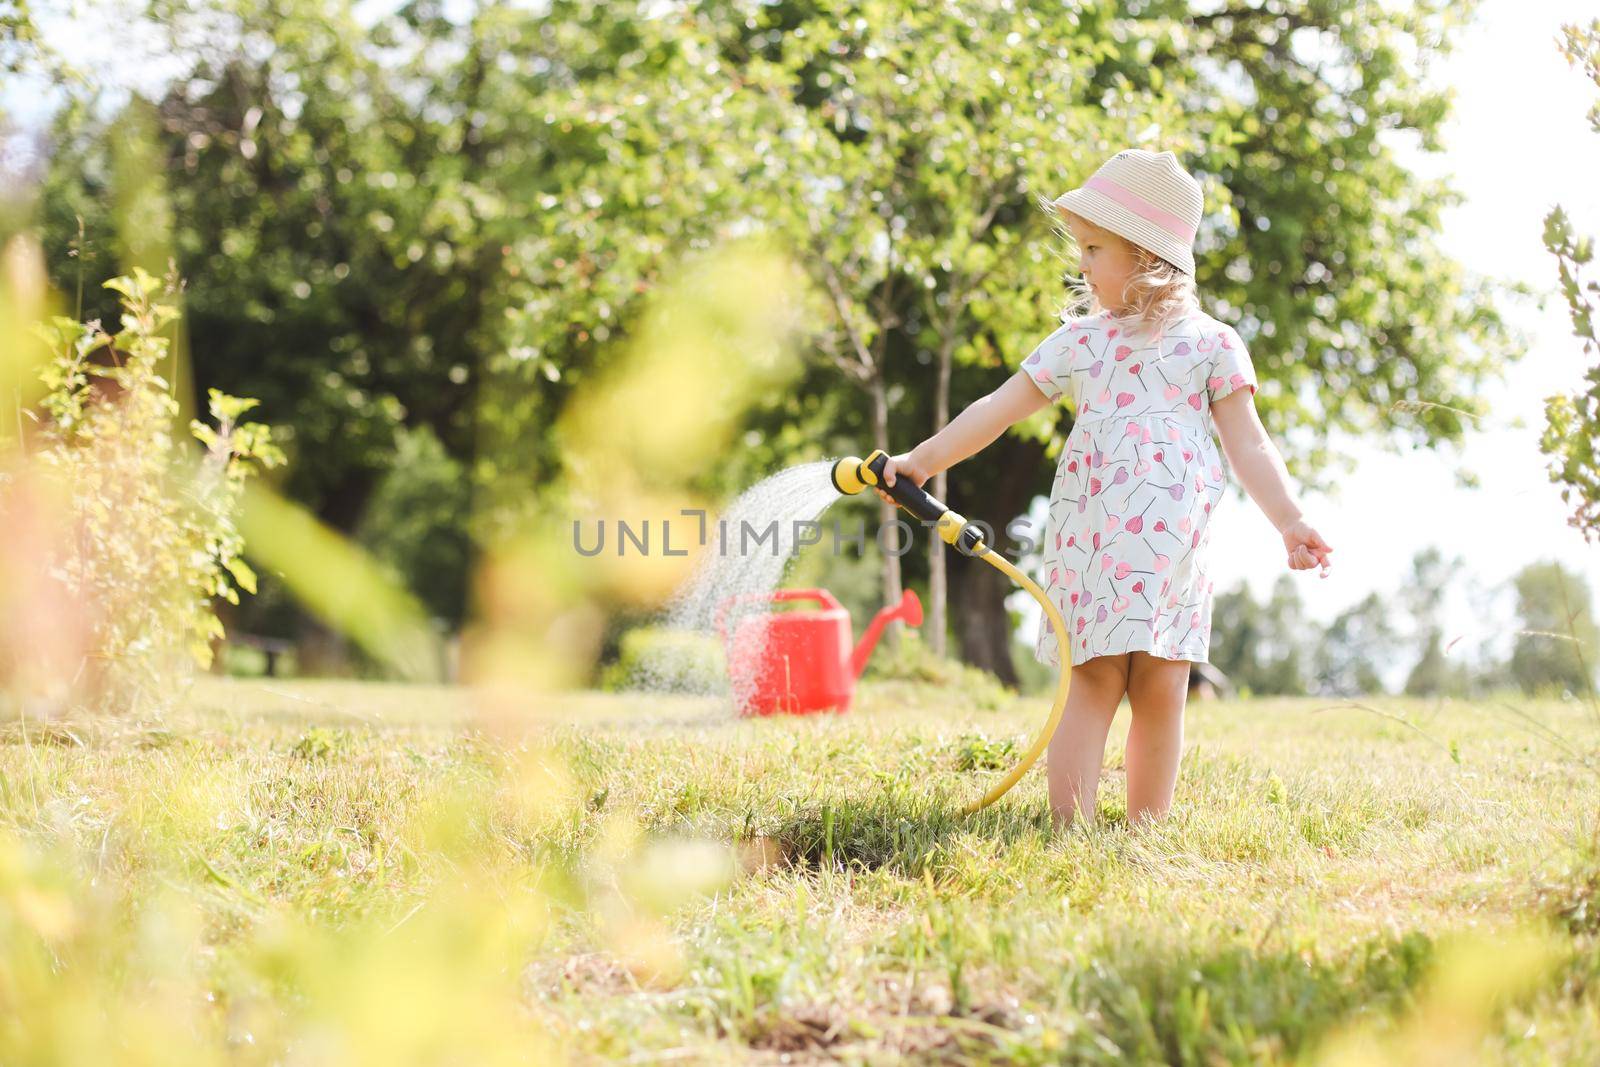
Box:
1211;390;1333;575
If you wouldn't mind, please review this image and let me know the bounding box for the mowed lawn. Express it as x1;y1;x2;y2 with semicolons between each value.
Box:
3;675;1600;1064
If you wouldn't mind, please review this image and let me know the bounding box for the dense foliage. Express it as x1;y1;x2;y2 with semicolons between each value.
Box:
33;0;1518;680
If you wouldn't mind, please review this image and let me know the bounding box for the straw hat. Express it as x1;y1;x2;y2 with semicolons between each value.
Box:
1051;149;1203;275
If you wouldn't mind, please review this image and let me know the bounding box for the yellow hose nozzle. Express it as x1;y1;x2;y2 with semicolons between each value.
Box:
831;451;988;554
829;451;885;496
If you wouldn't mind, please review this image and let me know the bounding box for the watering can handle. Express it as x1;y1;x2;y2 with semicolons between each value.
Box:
714;588;843;641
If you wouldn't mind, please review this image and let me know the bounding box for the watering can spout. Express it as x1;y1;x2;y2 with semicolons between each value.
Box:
849;589;924;679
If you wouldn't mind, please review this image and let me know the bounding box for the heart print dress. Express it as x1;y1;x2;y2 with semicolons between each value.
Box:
1020;306;1258;668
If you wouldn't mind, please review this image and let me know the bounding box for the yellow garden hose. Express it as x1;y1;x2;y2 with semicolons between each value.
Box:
831;450;1073;812
961;545;1072;813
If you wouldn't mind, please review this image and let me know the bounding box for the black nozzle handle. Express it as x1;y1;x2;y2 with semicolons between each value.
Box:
866;452;950;526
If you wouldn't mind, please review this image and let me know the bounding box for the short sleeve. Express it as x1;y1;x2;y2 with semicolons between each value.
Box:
1019;322;1075;404
1205;324;1258;403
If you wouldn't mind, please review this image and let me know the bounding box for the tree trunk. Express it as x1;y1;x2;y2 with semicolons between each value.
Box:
928;338;954;656
946;432;1049;684
870;372;904;651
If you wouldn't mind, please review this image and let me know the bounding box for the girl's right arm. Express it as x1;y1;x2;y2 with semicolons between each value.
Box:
872;370;1051;505
1211;388;1333;574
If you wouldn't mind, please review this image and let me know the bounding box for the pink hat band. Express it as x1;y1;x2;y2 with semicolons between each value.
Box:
1082;174;1197;244
1051;150;1205;275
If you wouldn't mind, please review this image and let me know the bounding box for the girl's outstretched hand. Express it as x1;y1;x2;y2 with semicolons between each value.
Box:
1281;519;1333;577
873;451;933;508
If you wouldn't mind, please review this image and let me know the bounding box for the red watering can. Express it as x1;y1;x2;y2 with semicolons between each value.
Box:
715;588;923;716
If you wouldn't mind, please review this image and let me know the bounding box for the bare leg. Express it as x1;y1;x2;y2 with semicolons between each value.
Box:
1046;653;1129;827
1124;651;1192;825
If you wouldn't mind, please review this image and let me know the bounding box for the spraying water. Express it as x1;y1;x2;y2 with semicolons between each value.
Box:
618;460;846;710
616;447;1069;814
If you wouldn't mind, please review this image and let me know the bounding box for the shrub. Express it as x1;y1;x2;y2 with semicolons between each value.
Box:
952;732;1018;771
16;268;282;714
600;626;726;694
861;630;1013;711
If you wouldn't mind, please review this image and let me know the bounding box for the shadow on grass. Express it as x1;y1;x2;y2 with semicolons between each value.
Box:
759;785;1096;877
731;815;1600;1063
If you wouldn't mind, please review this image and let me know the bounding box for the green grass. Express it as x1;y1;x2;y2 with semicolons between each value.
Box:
3;677;1600;1063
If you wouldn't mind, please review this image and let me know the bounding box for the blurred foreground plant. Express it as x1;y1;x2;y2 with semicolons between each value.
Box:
467;237;809;702
5;267;281;715
0;812;560;1065
1314;927;1563;1067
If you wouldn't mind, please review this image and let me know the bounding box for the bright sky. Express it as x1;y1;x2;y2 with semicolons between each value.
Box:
1217;0;1600;661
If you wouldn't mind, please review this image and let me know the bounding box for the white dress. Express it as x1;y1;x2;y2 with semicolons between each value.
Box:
1020;306;1259;668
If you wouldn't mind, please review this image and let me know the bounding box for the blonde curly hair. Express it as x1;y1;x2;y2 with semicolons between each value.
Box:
1046;204;1198;339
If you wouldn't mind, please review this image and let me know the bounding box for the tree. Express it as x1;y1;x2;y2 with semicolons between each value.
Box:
32;0;1523;685
1541;20;1600;542
720;0;1514;681
1210;576;1310;695
38;1;777;638
1400;546;1468;696
1312;593;1396;697
716;1;1132;660
1509;561;1598;697
0;0;40;77
39;2;497;628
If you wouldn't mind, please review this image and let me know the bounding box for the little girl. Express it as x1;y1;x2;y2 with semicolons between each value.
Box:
875;148;1332;827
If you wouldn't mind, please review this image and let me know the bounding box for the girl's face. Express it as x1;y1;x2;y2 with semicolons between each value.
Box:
1065;214;1140;313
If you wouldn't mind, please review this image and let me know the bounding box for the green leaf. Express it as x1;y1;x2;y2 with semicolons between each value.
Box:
225;555;259;595
208;389;261;423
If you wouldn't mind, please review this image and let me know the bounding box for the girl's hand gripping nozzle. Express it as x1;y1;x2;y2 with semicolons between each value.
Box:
830;450;987;556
